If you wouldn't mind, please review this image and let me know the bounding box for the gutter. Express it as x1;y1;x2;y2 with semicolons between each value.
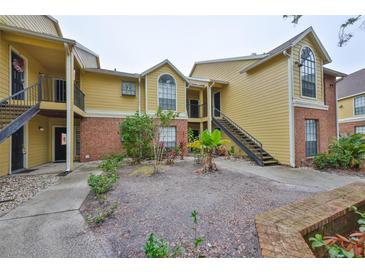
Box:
0;24;76;45
283;49;296;167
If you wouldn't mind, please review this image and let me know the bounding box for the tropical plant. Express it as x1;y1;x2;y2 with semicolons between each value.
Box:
313;134;365;170
120;112;154;163
309;206;365;258
188;129;229;172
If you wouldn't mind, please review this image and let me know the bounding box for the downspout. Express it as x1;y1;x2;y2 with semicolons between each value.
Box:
335;83;339;139
283;50;296;167
138;76;141;113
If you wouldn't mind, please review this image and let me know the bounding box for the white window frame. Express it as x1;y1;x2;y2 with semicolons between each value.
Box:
159;126;176;148
355;126;365;134
157;73;177;111
300;46;317;99
122;81;137;96
354;95;365;116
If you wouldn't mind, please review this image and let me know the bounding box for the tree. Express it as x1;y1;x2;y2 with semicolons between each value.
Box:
283;15;364;46
188;129;229;173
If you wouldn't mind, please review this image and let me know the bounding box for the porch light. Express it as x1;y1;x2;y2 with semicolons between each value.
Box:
38;126;45;132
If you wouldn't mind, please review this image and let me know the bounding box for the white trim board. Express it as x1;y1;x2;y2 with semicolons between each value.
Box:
293;99;329;110
339;116;365;123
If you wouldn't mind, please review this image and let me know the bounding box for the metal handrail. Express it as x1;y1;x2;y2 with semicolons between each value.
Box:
187;103;207;118
0;83;39;105
213;107;263;161
74;83;85;111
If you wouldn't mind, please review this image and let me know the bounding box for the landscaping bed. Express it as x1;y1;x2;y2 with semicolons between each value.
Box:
81;158;313;257
0;174;59;216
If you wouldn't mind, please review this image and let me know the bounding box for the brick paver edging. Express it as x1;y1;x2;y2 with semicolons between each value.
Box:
255;182;365;257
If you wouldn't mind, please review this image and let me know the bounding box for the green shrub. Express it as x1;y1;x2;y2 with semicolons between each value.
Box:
144;233;184;258
313;134;365;170
120;112;154;163
88;173;117;198
86;202;119;225
99;156;123;174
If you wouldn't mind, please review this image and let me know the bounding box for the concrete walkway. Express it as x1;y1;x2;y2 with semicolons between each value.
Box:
0;162;108;257
216;158;363;192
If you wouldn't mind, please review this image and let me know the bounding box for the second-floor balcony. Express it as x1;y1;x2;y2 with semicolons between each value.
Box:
39;76;85;111
187;103;207;119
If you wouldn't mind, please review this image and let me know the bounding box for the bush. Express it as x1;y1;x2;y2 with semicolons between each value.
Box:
120;112;154;163
88;173;118;198
313;134;365;170
99;155;124;174
86;202;119;225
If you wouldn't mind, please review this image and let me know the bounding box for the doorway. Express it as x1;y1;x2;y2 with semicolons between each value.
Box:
11;126;25;172
54;127;67;162
11;51;25;99
214;92;221;117
189;99;199;118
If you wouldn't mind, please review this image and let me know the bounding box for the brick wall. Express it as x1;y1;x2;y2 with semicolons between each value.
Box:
80;117;188;162
294;74;337;167
339;121;365;136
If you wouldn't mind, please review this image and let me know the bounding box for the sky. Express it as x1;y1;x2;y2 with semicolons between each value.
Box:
55;16;365;75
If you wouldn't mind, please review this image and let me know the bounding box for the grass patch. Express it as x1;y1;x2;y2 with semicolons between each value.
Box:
129;165;155;177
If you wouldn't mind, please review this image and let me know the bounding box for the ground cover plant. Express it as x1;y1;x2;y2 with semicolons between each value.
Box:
144;210;204;258
309;206;365;258
314;134;365;170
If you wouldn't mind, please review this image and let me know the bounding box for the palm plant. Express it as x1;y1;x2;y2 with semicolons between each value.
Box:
188;129;229;172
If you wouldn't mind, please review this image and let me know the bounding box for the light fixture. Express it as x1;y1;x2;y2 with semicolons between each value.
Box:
38;126;45;132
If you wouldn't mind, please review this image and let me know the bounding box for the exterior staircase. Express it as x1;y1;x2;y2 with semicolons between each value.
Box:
0;83;41;144
212;109;278;166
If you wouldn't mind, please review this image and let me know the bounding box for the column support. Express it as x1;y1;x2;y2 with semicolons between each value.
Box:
207;85;212;133
66;46;74;172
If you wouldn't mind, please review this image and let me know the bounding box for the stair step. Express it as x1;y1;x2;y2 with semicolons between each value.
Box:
263;160;278;166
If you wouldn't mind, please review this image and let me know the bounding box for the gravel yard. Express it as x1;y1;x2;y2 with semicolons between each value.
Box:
81;158;316;257
0;174;59;216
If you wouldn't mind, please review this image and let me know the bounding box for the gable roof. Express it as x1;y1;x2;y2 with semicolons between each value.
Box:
323;67;347;78
74;42;101;69
240;27;332;73
141;59;188;82
189;54;267;76
84;68;139;78
337;68;365;99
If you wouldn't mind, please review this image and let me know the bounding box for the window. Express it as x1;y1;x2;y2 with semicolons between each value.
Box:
355;126;365;134
158;74;176;110
354;95;365;115
305;119;318;157
159;126;176;148
122;81;136;96
300;47;316;98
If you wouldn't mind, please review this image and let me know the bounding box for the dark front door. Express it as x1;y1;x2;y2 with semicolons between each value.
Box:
11;126;24;172
55;127;67;162
214;92;221;117
11;51;25;99
190;99;199;118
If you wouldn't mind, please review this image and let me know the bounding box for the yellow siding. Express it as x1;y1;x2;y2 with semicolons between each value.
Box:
0;16;60;37
80;72;139;113
192;56;290;165
292;36;324;103
338;97;355;119
0;31;9;100
146;64;186;114
28;115;49;168
0;139;10;176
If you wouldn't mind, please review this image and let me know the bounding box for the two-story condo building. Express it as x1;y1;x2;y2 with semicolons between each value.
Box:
0;16;345;177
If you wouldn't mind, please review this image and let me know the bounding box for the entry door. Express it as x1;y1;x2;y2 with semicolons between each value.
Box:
190;99;199;118
214;92;221;117
11;51;25;99
55;127;67;162
11;127;24;172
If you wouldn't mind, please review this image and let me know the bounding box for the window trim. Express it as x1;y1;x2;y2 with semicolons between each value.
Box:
305;119;318;158
121;81;137;96
300;46;317;100
353;95;365;116
157;73;177;111
355;126;365;134
159;126;177;148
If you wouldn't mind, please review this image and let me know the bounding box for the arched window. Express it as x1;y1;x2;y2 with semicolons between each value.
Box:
300;47;316;98
158;74;176;110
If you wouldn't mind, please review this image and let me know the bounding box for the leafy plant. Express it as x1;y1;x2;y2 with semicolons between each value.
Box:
309;206;365;258
88;173;118;199
191;210;204;250
313;134;365;170
153;108;179;173
187;127;196;143
179;141;186;160
99;155;123;175
120;112;154;164
144;233;184;258
188;129;229;172
164;148;178;165
87;202;119;225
